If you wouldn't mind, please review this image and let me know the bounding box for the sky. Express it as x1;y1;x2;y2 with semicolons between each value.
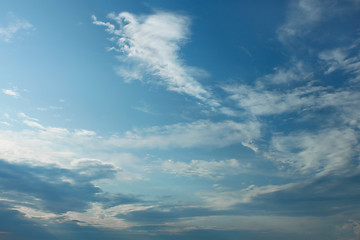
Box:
0;0;360;239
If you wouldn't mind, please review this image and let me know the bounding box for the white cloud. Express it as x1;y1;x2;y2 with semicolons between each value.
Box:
257;61;312;85
162;158;249;180
277;0;325;43
0;114;261;184
0;124;146;183
13;202;153;230
338;219;360;240
224;81;360;120
0;12;33;42
2;89;19;97
23;120;45;129
224;84;326;116
18;112;39;121
1;121;10;126
319;43;360;81
74;129;97;137
63;203;134;229
92;12;218;107
200;183;296;210
106;120;260;151
268;127;359;176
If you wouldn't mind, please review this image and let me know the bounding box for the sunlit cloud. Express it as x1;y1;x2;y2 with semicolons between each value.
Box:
92;12;219;107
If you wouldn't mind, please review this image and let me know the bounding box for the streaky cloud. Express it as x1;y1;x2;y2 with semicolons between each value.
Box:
0;12;33;42
92;11;219;107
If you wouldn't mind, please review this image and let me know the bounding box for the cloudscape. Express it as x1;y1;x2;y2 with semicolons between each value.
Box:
1;0;360;239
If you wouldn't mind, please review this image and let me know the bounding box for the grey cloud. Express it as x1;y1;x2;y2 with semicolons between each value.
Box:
0;202;57;240
0;159;140;214
247;173;360;217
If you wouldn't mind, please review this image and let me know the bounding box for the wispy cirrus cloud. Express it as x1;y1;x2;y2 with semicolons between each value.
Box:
92;11;219;107
256;61;312;85
0;12;33;42
106;120;260;151
268;127;359;176
223;84;326;116
319;39;360;81
200;182;297;210
277;0;326;43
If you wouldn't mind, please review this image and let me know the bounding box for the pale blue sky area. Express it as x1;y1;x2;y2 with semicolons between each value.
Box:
1;1;360;239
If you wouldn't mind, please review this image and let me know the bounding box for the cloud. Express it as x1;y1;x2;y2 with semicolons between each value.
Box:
340;219;360;240
0;203;56;240
74;129;97;137
0;115;260;170
198;172;360;221
162;159;250;180
2;89;19;97
0;159;113;214
23;120;46;129
0;159;147;231
200;183;296;210
92;11;218;107
159;215;333;238
277;0;360;46
268;127;359;176
107;120;260;151
224;81;360;121
0;12;33;42
277;0;325;43
18;112;39;121
223;83;326;116
319;41;360;81
256;61;312;85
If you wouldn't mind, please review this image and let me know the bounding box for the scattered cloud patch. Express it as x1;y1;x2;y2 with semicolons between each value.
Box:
200;183;296;210
319;41;360;81
0;121;10;126
107;120;260;151
74;129;97;137
2;89;19;97
257;61;312;85
0;12;33;42
18;112;39;121
268;127;359;176
162;159;249;180
277;0;325;43
0;159;114;214
223;84;326;116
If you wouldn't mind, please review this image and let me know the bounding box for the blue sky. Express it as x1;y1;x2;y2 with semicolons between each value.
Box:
0;0;360;239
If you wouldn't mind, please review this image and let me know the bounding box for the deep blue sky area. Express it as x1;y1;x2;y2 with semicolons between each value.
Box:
0;0;360;239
